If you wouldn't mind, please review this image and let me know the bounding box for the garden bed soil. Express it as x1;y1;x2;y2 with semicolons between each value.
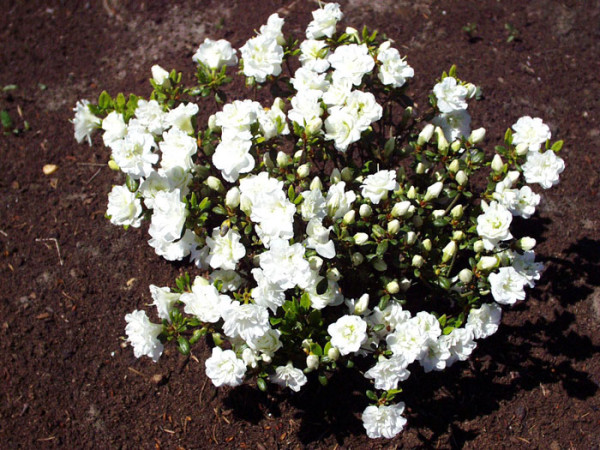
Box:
1;0;600;448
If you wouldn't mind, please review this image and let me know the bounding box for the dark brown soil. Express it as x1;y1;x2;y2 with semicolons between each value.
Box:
1;0;600;448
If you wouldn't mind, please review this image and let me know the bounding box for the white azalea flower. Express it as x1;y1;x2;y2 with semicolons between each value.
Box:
148;189;188;243
205;227;246;270
489;266;528;305
180;280;231;323
362;403;407;439
101;111;127;148
329;43;375;86
361;170;398;204
149;285;180;321
306;2;343;39
444;328;477;366
324;107;361;151
73;99;100;145
377;41;414;88
159;126;197;172
259;239;312;290
240;34;284;82
212;137;255;182
511;116;551;153
111;129;158;179
304;218;336;259
124;310;163;362
325;181;357;220
135;99;167;135
466;303;502;339
476;201;513;251
327;315;368;355
165;102;199;134
251;268;286;313
522;150;565;189
193;38;238;69
432;109;471;142
269;362;307;392
205;346;246;387
222;303;270;342
299;39;330;73
433;77;468;113
138;171;174;210
364;355;410;390
106;184;143;228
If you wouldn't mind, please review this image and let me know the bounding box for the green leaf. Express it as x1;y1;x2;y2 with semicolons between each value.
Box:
310;343;323;356
115;93;126;111
1;110;13;129
376;240;389;257
318;374;328;386
300;292;311;311
257;377;268;392
437;276;451;290
98;90;112;110
448;65;457;78
288;184;296;201
551;140;564;152
504;128;513;145
177;336;190;355
378;294;390;311
125;175;139;192
384;137;396;158
366;390;378;401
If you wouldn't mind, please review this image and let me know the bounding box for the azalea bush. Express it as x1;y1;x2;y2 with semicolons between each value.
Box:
72;3;565;439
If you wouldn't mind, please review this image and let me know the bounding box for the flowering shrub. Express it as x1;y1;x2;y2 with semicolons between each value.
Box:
73;3;565;439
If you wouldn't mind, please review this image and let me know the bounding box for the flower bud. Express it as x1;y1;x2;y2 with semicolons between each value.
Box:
225;187;240;208
450;204;464;219
276;151;291;168
308;255;323;271
458;268;473;284
423;181;443;202
294;150;304;162
207;114;218;131
506;170;520;185
435;126;449;152
468;127;486;144
351;252;364;266
354;293;370;315
455;170;468;186
448;159;460;173
263;152;274;169
330;168;341;184
477;255;498;271
406;231;417;245
517;237;536;251
412;254;424;268
391;201;410;218
452;230;465;241
151;64;170;86
310;176;323;191
399;278;411;291
421;238;432;252
416;162;427;174
297;163;311;179
451;140;462;152
327;347;340;361
406;186;417;199
206;176;225;193
345;26;360;40
515;143;529;155
261;354;272;364
302;339;313;350
473;240;485;253
387;219;400;235
386;280;400;294
343;210;356;224
341;167;354;182
465;83;479;99
353;232;369;245
441;241;457;263
417;124;435;145
373;259;387;271
306;354;319;371
491;154;504;172
272;97;285;111
108;159;120;171
359;204;372;218
306;117;323;136
431;209;445;220
327;267;341;281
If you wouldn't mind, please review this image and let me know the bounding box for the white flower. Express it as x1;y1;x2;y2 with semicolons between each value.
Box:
362;403;407;439
259;239;312;290
432;109;471;142
420;338;452;372
377;41;414;88
149;285;180;321
300;188;327;221
511;250;543;287
522;150;565;189
361;170;398;204
489;266;528;305
247;328;282;357
209;269;244;293
291;67;330;94
345;90;383;130
148;189;187;243
259;13;285;44
111;129;158;179
215;99;260;134
124;310;163;362
101;111;127;148
269;362;308;392
324;107;361;151
251;268;286;313
444;328;477;366
322;78;352;108
305;272;343;310
386;319;428;363
180;281;231;323
106;185;143;228
73;99;100;145
250;190;295;245
159;127;197;172
512;185;540;218
222;303;270;342
135;99;167;135
511;116;551;153
433;77;468;113
148;228;198;261
205;346;246;387
151;64;170;85
205;227;246;270
257;98;289;140
239;172;283;215
304;218;335;259
306;2;343;39
212;137;255;182
299;39;330;73
193;38;238;69
369;303;411;334
329;43;375;86
240;34;284;82
325;181;357;220
165;102;199;134
476;201;513;251
466;303;502;339
364;356;410;390
288;89;324;127
328;315;368;355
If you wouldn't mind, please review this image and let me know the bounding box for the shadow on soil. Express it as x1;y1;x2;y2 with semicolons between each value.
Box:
223;233;600;447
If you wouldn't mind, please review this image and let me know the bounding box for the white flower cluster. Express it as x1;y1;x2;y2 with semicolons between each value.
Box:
74;1;567;441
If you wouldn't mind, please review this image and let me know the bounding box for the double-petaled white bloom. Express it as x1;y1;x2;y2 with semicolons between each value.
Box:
386;317;431;364
329;43;375;86
306;2;343;39
489;266;528;305
304;218;336;258
257;98;289;140
180;279;232;323
300;188;327;221
433;77;468;113
476;201;513;251
443;328;477;366
135;99;167;135
106;184;143;228
259;13;285;44
345;90;383;130
251;268;286;313
205;227;246;270
522;150;565;189
205;346;247;387
73;99;100;145
322;78;353;108
239;172;283;215
101;111;127;148
212;136;255;182
299;39;330;73
250;189;295;245
291;67;330;95
325;181;357;220
149;228;199;262
269;362;308;392
149;285;180;321
511;250;543;287
111;128;158;179
324;107;361;151
159;126;197;172
193;38;238;69
361;170;399;204
259;239;312;290
419;337;452;372
512;185;540;218
466;303;502;339
222;303;270;342
362;403;407;439
305;272;343;310
215;99;260;135
247;328;283;357
138;171;171;209
377;41;414;88
165;102;199;134
240;34;284;82
328;315;368;355
364;355;410;390
288;89;324;127
432;109;471;142
125;310;163;362
511;116;551;153
148;189;188;243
